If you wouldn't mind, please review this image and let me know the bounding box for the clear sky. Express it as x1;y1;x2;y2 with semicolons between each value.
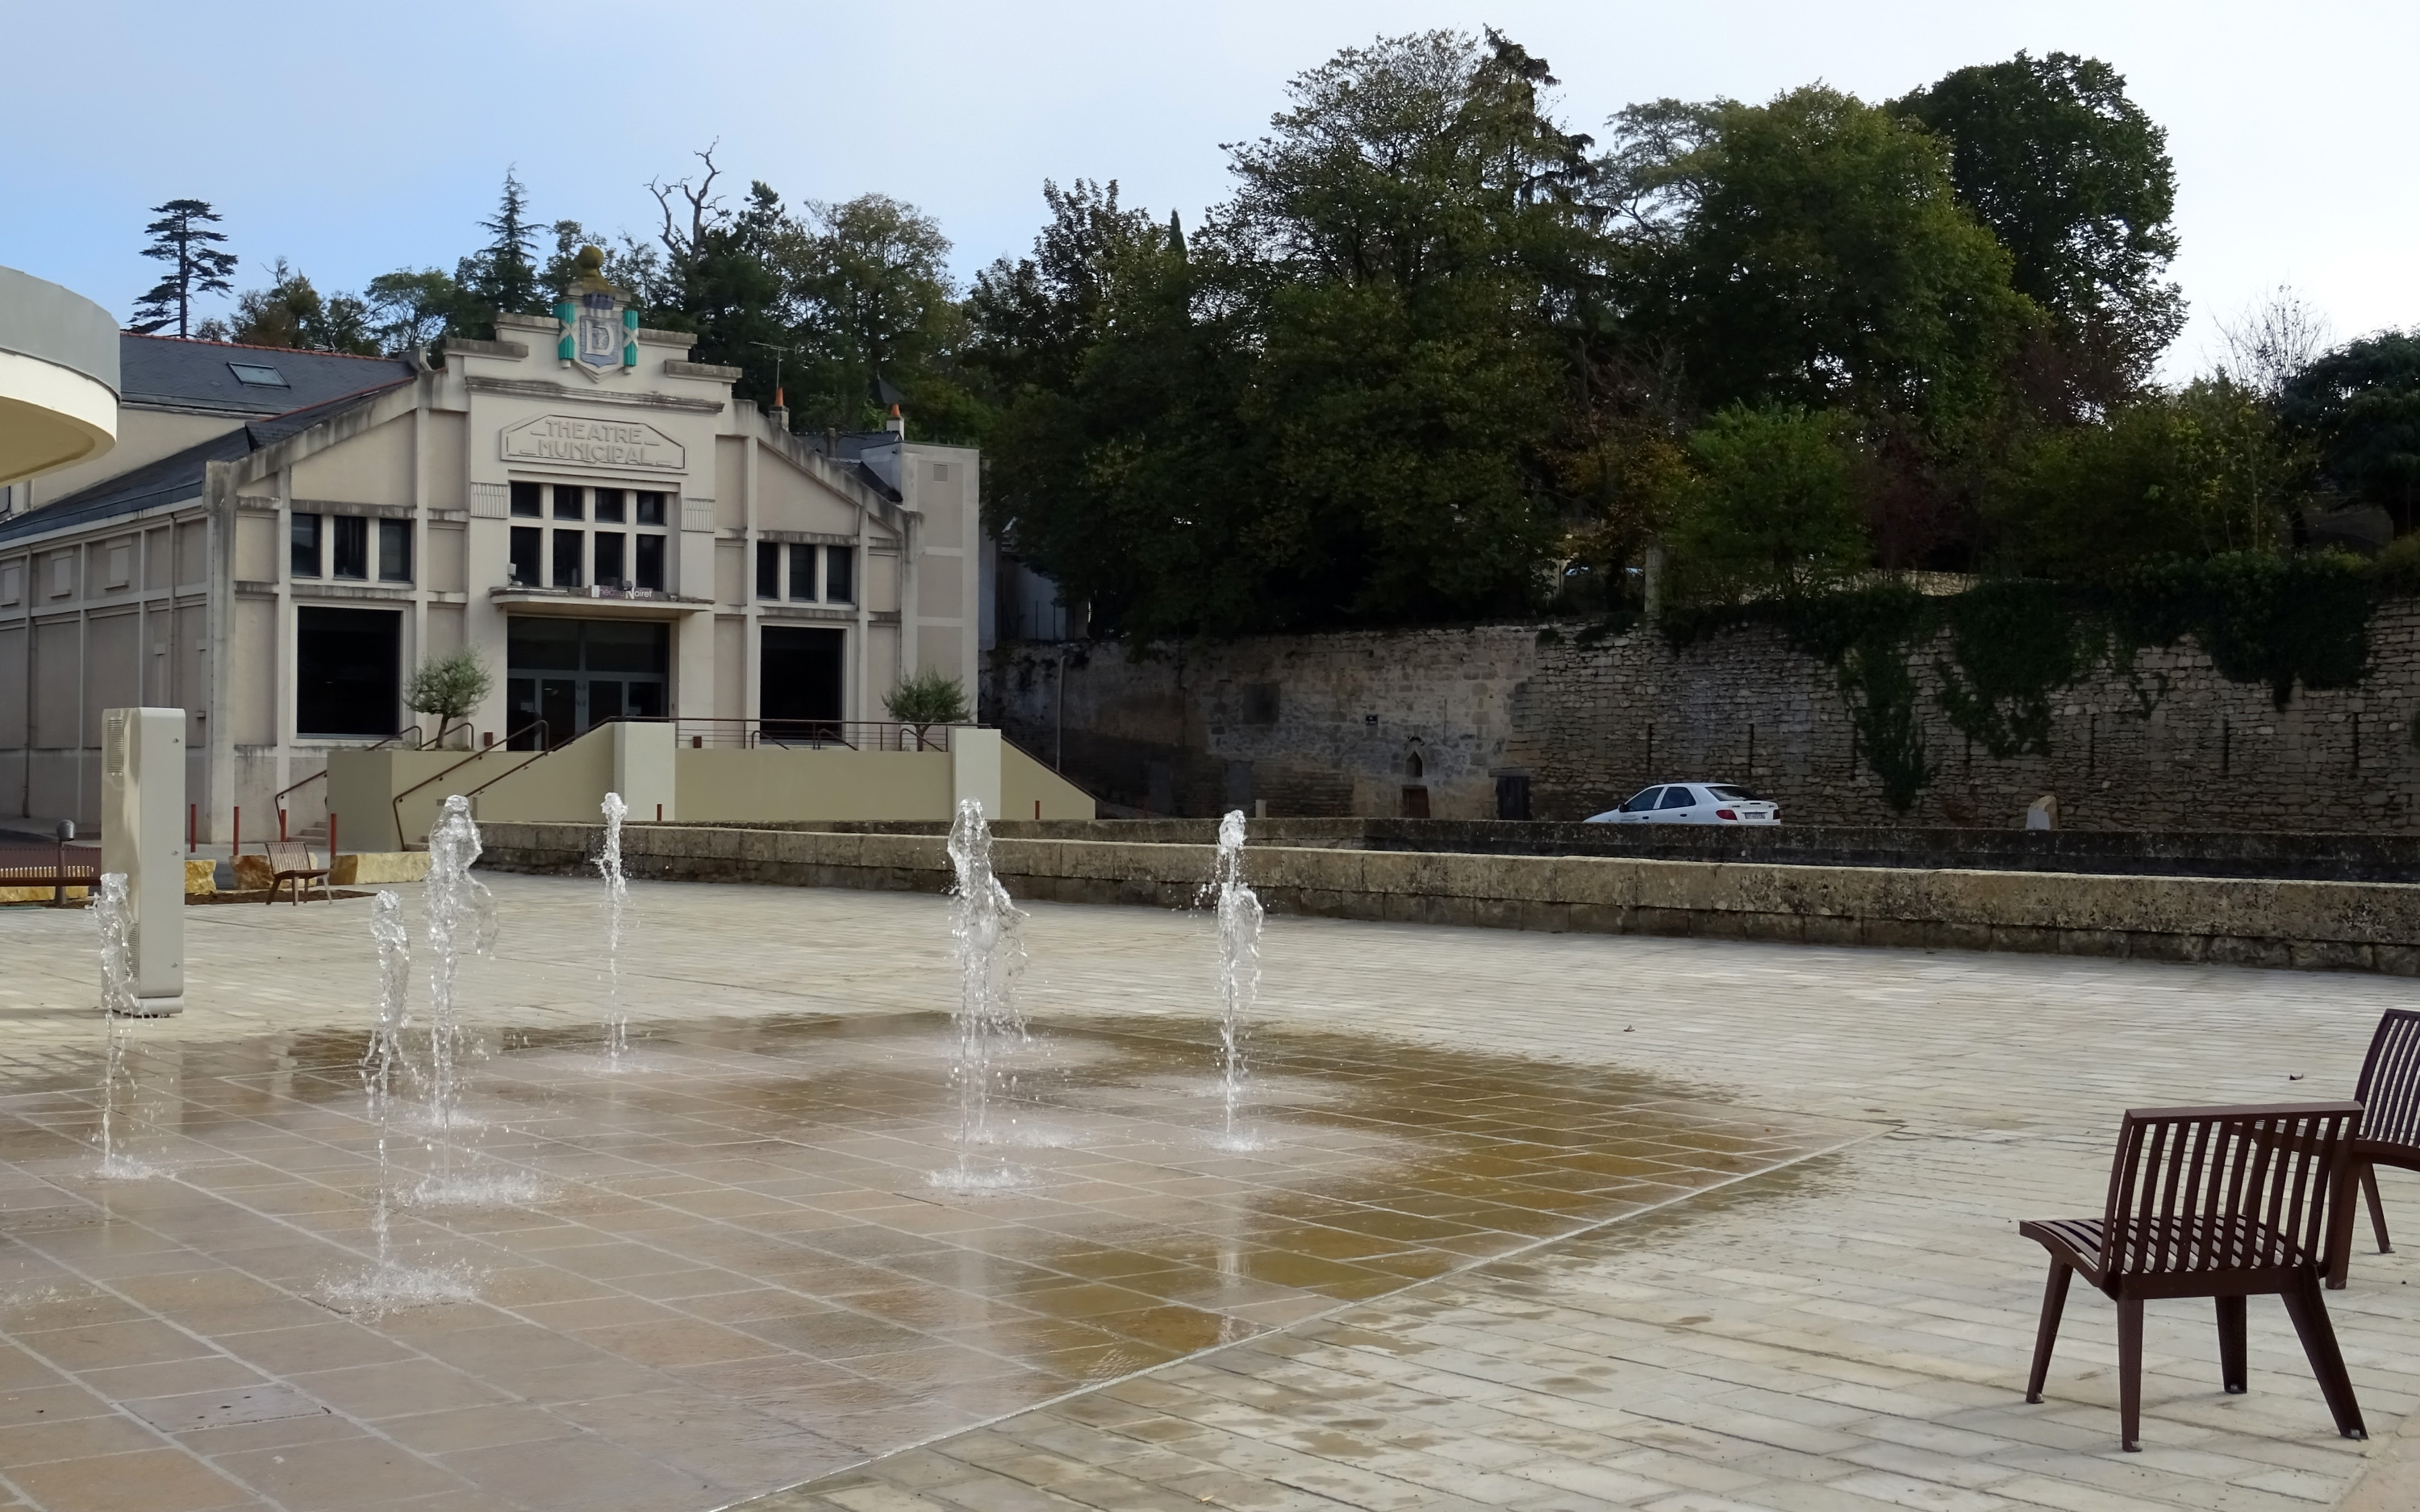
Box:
4;1;2407;377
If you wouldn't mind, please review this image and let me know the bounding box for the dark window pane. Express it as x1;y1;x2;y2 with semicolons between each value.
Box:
377;519;411;581
332;515;369;580
509;481;542;517
507;616;581;671
508;527;541;586
588;680;624;724
552;530;583;588
824;545;854;604
635;534;665;591
585;620;669;673
756;541;779;599
540;677;576;748
761;625;844;737
789;544;817;601
628;681;664;718
507;677;540;748
290;514;321;578
635;491;666;526
553;485;583;519
594;489;626;523
1659;785;1696;810
295;606;398;737
1621;787;1660;813
594;531;626;586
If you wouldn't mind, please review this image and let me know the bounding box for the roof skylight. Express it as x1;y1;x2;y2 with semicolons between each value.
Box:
227;363;288;387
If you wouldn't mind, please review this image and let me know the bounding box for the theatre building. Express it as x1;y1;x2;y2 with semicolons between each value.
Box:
0;263;981;836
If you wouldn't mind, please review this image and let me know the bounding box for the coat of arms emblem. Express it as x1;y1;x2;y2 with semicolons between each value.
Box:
553;245;637;378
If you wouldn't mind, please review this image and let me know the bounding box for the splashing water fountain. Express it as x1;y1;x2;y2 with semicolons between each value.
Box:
597;790;632;1067
934;799;1032;1190
91;873;158;1179
1206;810;1266;1151
323;891;474;1311
363;889;411;1265
411;795;524;1206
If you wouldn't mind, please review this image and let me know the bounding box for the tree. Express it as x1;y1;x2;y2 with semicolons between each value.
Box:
454;169;544;338
1665;405;1869;602
980;30;1592;639
786;194;970;434
2279;332;2420;533
131;199;237;337
208;260;377;353
644;152;793;407
882;668;970;748
2217;285;2332;403
966;180;1158;398
405;648;494;744
1604;86;2037;434
364;269;471;352
1988;379;2300;577
1892;53;2184;414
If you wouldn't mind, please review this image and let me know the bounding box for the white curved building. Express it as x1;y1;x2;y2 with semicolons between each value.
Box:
0;265;118;487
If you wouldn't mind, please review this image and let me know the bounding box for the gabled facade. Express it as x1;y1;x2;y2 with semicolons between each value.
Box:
0;306;983;835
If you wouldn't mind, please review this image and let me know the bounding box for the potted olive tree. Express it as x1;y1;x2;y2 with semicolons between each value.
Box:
405;648;494;749
882;669;970;750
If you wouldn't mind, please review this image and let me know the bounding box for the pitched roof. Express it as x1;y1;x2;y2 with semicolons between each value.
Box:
0;377;414;544
118;332;416;417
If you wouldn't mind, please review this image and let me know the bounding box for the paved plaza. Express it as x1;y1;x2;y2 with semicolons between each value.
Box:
0;871;2416;1511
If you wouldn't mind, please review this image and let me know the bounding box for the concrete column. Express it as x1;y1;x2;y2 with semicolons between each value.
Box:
101;707;185;1015
611;718;677;823
951;726;1001;820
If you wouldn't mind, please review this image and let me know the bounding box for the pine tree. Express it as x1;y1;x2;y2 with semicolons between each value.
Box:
469;170;542;320
130;199;237;337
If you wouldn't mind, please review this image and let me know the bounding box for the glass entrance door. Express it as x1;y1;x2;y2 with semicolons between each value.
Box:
506;618;671;748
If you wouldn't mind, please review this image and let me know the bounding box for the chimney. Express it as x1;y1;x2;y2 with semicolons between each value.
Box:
886;403;906;439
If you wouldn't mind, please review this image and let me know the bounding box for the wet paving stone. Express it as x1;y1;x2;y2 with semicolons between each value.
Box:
0;912;1859;1512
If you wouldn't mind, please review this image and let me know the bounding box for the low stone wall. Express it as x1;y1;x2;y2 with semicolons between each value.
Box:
750;817;2420;884
478;821;2420;976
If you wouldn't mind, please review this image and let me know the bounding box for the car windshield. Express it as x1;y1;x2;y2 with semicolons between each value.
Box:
1706;785;1754;801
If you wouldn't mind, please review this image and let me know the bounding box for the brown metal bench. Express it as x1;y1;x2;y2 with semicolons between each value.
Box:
0;840;102;904
2019;1100;2366;1452
2328;1008;2420;1289
261;841;331;905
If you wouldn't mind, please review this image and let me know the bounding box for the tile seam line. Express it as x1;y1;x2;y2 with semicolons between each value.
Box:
709;1123;1886;1512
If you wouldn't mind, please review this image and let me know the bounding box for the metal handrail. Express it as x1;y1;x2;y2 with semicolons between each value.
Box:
453;718;605;805
671;718;969;752
273;723;445;817
390;720;548;848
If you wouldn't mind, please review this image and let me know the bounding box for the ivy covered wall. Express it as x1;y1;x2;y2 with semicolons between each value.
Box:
987;596;2420;831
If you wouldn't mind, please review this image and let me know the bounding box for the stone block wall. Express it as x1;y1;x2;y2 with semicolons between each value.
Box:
476;821;2420;976
986;602;2420;831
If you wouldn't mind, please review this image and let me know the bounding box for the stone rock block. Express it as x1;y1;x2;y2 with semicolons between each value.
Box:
333;852;430;885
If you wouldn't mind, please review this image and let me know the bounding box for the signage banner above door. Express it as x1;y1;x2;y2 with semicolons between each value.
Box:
501;414;685;471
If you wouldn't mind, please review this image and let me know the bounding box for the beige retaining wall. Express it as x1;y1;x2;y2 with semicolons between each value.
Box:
477;822;2420;975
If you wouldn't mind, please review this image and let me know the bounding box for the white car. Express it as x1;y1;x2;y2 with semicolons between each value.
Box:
1586;783;1780;825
